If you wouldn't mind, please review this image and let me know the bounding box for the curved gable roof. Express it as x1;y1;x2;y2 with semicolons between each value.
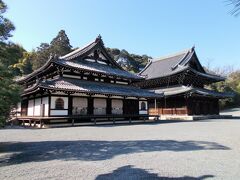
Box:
139;48;192;79
17;36;142;83
139;47;223;81
60;35;122;69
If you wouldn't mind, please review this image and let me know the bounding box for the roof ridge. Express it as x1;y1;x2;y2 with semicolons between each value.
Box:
152;47;193;63
60;40;96;59
60;35;104;60
138;59;152;75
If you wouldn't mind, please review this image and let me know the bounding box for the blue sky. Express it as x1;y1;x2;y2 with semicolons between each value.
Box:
5;0;240;69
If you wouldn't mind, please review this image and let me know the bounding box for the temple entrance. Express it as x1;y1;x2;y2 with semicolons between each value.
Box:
123;99;139;115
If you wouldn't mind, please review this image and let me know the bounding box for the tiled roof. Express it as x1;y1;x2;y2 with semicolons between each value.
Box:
54;58;142;80
139;47;224;82
60;37;101;60
153;85;233;98
59;35;122;69
17;36;142;83
35;77;163;98
139;49;190;79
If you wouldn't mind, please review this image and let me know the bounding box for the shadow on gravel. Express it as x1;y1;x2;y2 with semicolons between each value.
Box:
0;140;230;167
96;165;214;180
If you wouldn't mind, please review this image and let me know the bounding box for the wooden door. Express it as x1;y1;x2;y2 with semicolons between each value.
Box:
21;100;28;116
123;99;139;115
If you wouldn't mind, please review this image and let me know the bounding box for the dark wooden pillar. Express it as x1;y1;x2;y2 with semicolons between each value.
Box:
216;99;220;115
48;94;51;117
185;97;189;115
88;97;94;115
106;98;112;115
21;98;28;116
68;96;73;116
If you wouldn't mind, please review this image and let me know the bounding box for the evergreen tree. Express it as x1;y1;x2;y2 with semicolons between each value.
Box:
0;0;21;126
30;30;72;71
0;64;21;126
31;43;51;71
12;52;33;75
50;30;72;56
0;0;15;41
0;42;25;76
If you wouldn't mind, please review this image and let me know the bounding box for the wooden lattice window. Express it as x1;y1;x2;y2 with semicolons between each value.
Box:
141;102;146;111
55;98;64;110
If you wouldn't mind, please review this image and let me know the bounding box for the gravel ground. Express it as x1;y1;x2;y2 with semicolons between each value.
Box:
1;119;240;180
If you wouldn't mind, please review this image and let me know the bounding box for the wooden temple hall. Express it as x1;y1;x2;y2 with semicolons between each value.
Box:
16;36;232;126
16;36;162;126
135;47;232;116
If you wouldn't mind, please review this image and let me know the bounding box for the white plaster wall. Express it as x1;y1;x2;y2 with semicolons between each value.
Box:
17;102;21;112
27;99;34;116
34;98;41;116
16;102;21;116
51;97;68;109
139;110;148;115
42;97;49;116
50;110;68;116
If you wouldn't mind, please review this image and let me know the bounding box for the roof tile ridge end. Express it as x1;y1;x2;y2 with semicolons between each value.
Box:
138;59;152;75
171;48;193;70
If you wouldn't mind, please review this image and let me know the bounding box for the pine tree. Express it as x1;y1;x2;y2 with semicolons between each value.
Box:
12;52;33;75
31;43;51;71
0;0;21;126
50;30;72;56
30;30;72;71
0;0;15;41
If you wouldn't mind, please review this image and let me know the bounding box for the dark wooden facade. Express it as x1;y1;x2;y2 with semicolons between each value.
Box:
137;47;231;116
148;96;219;116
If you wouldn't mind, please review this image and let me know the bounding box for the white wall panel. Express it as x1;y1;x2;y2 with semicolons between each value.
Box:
34;98;41;116
42;97;49;116
27;100;34;116
50;110;68;116
16;102;21;116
